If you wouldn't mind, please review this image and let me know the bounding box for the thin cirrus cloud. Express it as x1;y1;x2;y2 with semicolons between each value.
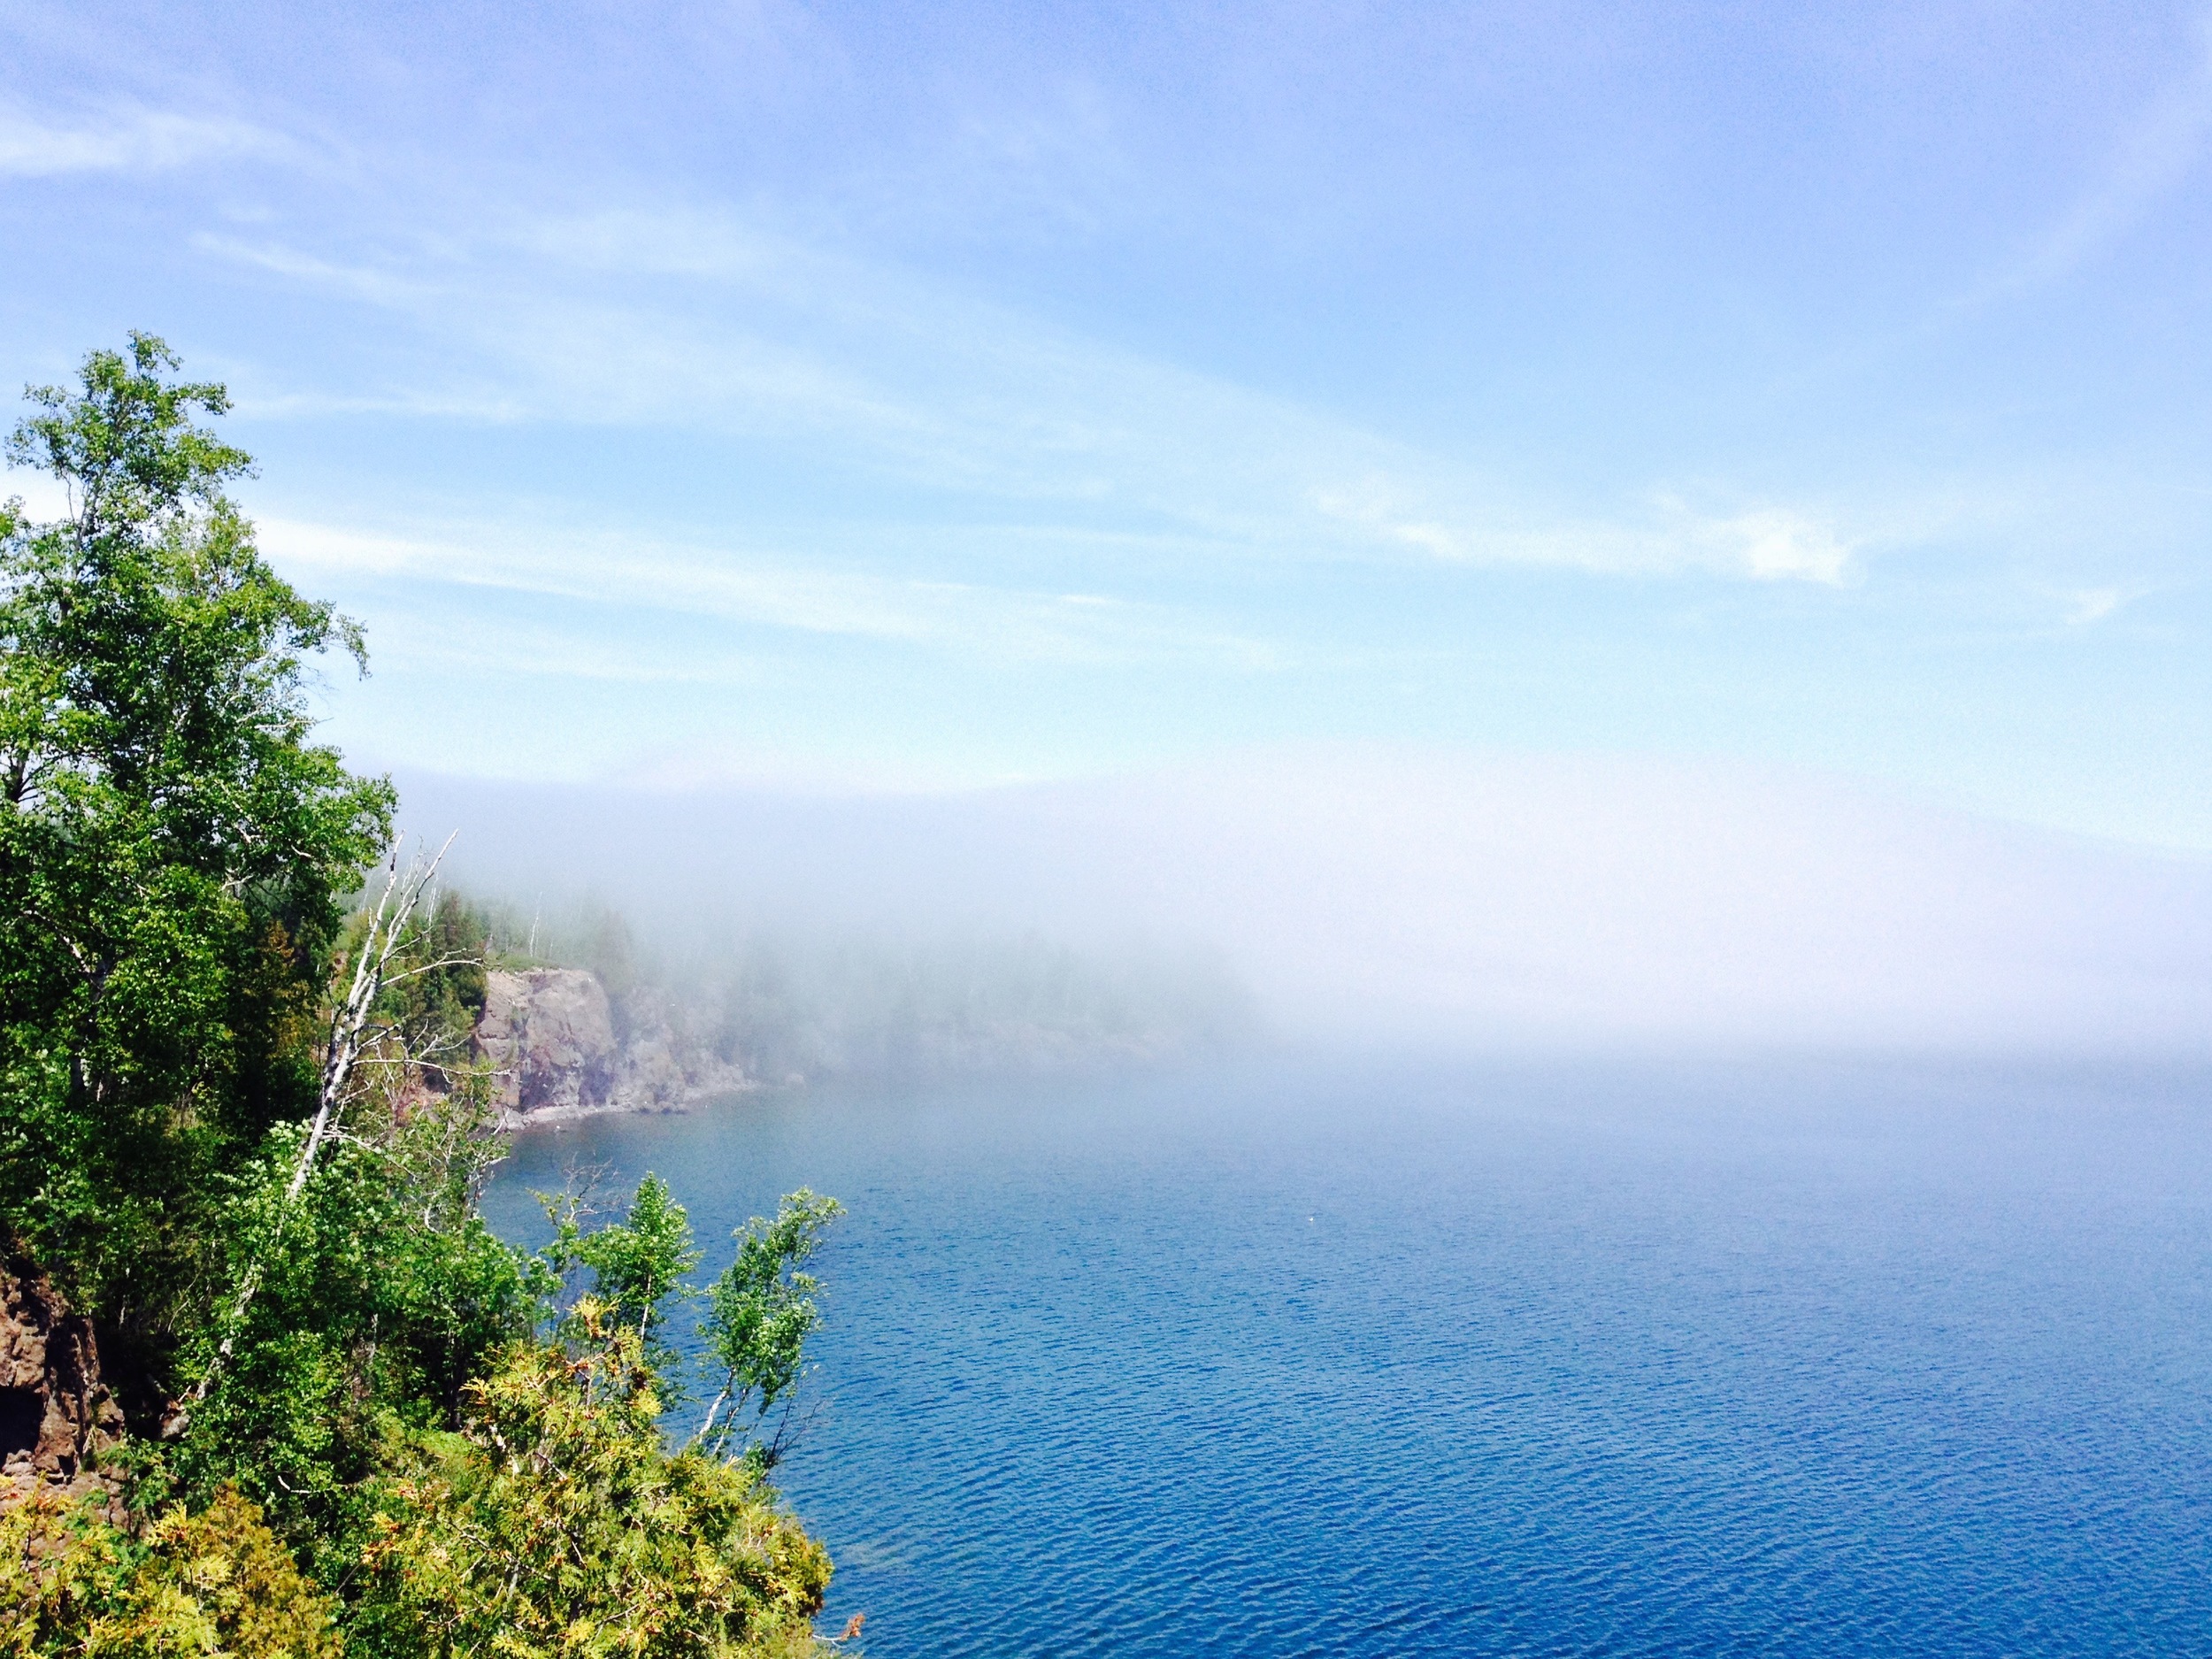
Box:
257;515;1289;672
1313;485;1856;585
1962;19;2212;303
2046;583;2155;628
202;197;1863;588
0;103;282;177
10;10;2212;846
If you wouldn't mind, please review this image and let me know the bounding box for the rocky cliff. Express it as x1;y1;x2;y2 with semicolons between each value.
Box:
474;968;749;1125
0;1252;124;1516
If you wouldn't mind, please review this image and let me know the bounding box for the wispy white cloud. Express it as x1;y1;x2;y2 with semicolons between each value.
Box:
507;208;803;284
1690;508;1855;585
2038;581;2155;627
1312;486;1856;585
349;603;775;688
196;235;438;310
2067;587;2125;626
257;515;1289;671
204;203;1861;588
0;104;280;177
1979;19;2212;298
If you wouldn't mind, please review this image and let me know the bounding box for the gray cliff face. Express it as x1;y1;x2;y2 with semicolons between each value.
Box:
478;969;618;1119
475;968;749;1125
608;985;750;1113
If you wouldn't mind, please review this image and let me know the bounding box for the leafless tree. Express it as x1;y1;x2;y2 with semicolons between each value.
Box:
189;832;463;1408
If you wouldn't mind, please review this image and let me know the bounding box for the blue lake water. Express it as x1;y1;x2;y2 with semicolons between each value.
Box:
481;1055;2212;1657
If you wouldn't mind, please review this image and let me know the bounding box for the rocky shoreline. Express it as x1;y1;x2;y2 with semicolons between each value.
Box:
472;968;752;1129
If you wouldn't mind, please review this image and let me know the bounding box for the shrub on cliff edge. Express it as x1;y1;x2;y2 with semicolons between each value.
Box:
357;1302;831;1659
1;1485;342;1659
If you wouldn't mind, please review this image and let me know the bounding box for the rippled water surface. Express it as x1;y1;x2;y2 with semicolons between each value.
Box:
483;1056;2212;1657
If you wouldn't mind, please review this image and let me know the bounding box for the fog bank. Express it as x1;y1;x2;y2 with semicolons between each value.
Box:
396;748;2212;1057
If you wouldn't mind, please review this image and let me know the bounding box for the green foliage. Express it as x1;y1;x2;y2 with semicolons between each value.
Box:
541;1179;843;1471
357;1303;832;1659
176;1073;549;1552
0;341;846;1656
0;333;394;1345
363;890;492;1081
695;1193;843;1469
552;1174;702;1362
0;1485;342;1658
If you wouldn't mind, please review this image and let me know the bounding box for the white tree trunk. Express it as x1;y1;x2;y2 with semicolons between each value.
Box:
188;833;457;1408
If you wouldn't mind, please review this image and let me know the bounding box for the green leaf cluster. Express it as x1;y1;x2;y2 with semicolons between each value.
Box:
543;1179;844;1472
548;1173;703;1367
357;1303;830;1659
173;1075;550;1555
357;889;492;1076
697;1192;842;1468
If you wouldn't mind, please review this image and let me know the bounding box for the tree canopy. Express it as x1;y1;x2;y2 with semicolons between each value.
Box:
0;333;394;1334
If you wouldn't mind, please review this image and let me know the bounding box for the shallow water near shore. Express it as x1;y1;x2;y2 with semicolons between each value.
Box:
482;1054;2212;1657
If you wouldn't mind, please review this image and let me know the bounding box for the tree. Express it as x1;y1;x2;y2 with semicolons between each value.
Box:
190;833;464;1412
694;1191;843;1470
0;334;395;1361
171;1057;549;1553
544;1179;845;1471
0;340;846;1653
571;1173;703;1351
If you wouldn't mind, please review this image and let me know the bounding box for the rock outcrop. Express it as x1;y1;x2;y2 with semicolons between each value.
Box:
476;968;749;1125
0;1252;124;1515
477;969;619;1120
606;986;749;1114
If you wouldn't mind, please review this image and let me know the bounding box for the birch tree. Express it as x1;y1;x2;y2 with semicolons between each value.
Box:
191;832;457;1405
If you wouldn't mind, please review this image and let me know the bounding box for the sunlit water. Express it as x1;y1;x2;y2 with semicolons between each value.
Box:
481;1056;2212;1657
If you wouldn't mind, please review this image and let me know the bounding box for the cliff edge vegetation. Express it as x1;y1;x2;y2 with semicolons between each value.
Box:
0;336;849;1655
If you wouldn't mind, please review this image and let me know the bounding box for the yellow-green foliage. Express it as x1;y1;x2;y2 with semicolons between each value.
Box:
0;1485;342;1658
360;1302;833;1659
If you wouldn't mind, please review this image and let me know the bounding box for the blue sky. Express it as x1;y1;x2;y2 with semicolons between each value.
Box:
5;1;2212;847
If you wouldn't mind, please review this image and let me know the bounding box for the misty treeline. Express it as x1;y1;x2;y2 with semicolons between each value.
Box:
451;886;1259;1084
0;337;849;1655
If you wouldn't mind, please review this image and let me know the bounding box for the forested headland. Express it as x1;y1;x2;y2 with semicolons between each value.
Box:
442;888;1255;1101
0;336;853;1655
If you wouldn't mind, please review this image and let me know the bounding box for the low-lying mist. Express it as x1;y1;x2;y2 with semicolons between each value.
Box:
398;746;2212;1064
448;891;1254;1083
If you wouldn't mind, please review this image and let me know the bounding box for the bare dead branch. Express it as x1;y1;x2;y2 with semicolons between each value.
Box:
190;829;461;1407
